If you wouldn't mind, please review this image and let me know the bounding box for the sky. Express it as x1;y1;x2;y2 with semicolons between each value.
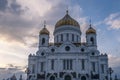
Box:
0;0;120;79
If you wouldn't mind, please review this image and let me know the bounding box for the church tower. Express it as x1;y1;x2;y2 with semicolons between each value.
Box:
39;22;50;48
86;22;97;48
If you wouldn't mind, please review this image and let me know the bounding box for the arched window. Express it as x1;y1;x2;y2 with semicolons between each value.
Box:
101;64;104;73
51;59;54;70
77;35;79;42
63;59;73;70
41;62;44;72
32;64;35;73
92;62;96;72
72;34;74;42
42;38;45;45
50;76;55;80
64;75;71;80
57;36;58;42
90;37;94;44
61;34;63;41
66;33;69;41
81;76;86;80
81;59;85;70
92;52;95;56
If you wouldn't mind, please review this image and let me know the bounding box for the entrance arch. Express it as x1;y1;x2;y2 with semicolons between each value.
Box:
81;76;86;80
64;75;72;80
50;76;55;80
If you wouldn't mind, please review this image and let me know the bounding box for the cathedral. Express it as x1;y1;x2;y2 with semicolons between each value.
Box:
27;10;109;80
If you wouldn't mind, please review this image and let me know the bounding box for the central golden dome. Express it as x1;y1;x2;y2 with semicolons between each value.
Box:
55;11;80;29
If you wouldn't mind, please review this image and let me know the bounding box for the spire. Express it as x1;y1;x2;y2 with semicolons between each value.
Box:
66;5;69;14
66;9;68;14
40;20;49;35
44;20;46;28
86;18;96;34
89;18;92;28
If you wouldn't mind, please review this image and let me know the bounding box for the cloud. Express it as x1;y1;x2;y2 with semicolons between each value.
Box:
0;0;8;11
0;0;24;15
0;0;40;46
0;0;87;47
108;54;120;67
16;0;52;17
9;0;23;14
118;37;120;42
105;12;120;30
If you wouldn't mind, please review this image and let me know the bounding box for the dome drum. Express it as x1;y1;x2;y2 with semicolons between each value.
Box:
54;25;81;35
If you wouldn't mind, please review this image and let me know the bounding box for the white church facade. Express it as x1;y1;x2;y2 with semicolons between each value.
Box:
27;10;109;80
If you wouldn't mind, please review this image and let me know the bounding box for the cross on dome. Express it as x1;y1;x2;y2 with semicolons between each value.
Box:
39;20;49;35
86;19;96;34
55;9;80;28
89;18;92;27
66;5;69;14
44;20;46;28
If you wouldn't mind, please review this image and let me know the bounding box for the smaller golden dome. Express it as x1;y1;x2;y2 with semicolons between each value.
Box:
40;27;49;35
86;26;96;34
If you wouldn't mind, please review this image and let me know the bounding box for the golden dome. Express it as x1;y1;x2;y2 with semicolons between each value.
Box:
40;27;49;35
86;26;96;34
55;11;80;29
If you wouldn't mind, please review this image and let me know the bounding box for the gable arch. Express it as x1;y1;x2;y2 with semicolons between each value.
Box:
48;74;56;80
57;42;78;52
80;74;88;80
63;73;73;80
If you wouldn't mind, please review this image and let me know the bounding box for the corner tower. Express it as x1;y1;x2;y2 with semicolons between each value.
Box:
39;22;50;48
54;10;81;43
86;23;97;48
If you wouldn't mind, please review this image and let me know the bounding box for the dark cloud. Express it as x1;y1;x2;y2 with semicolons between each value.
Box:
9;0;23;14
0;0;8;11
0;0;24;15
